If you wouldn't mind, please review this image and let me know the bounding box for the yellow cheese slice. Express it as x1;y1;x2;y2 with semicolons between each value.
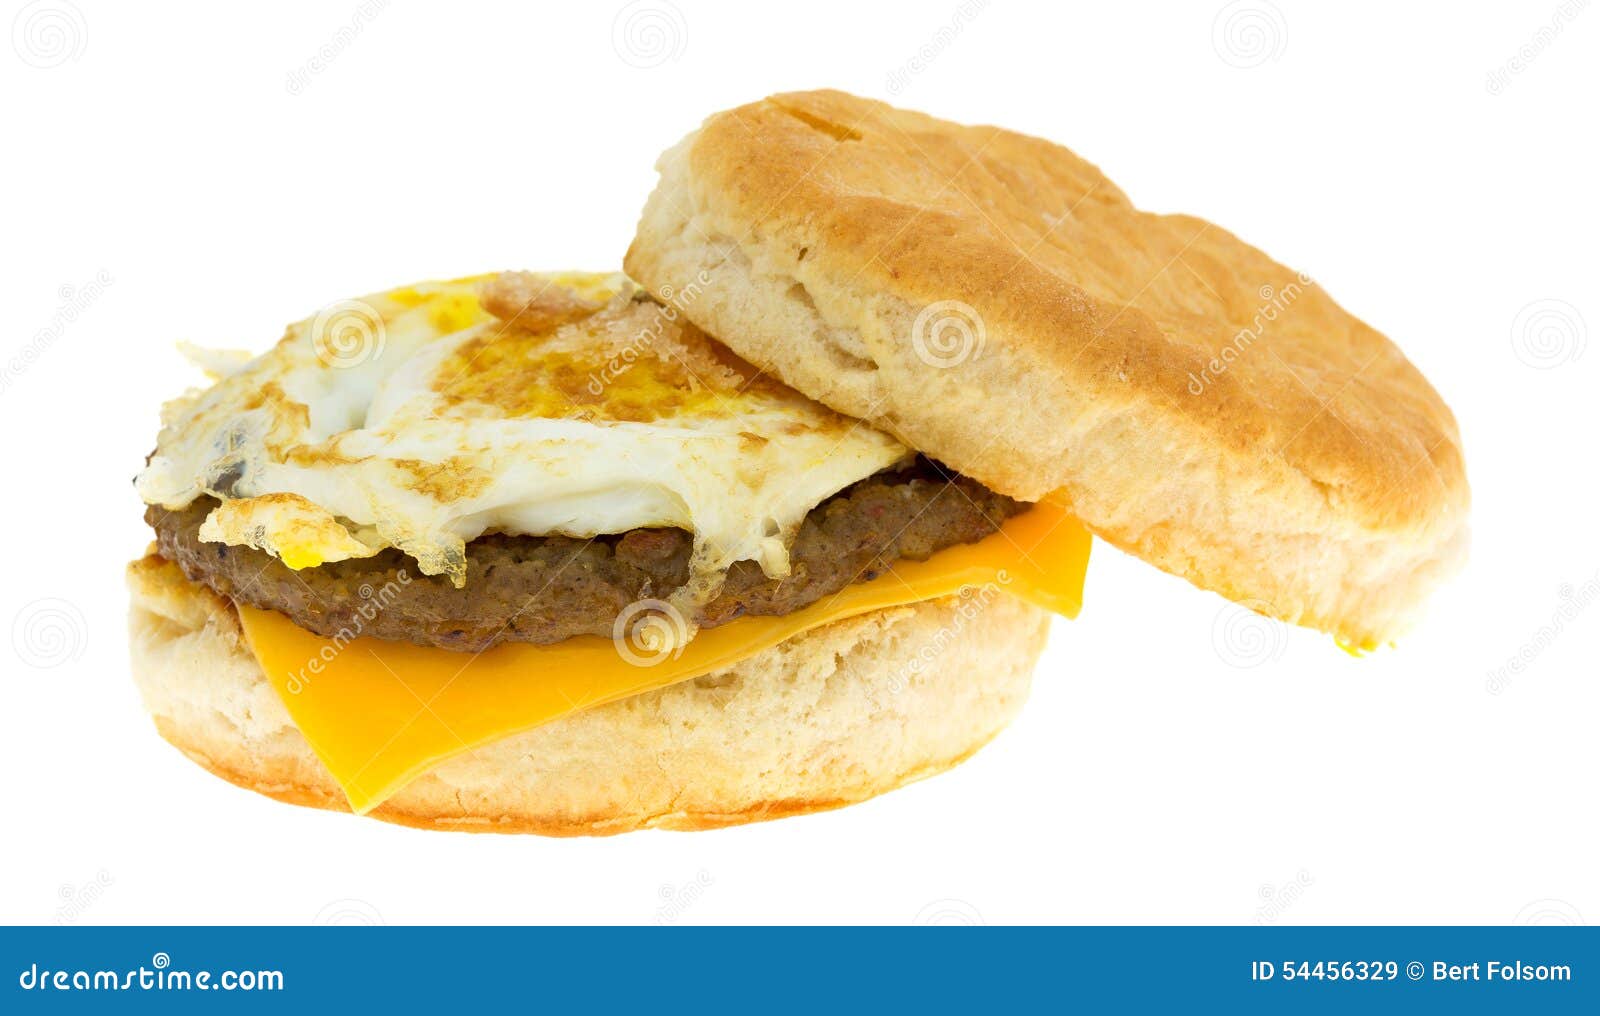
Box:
237;501;1092;813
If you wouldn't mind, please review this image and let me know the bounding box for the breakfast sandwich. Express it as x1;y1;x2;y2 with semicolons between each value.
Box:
127;91;1466;835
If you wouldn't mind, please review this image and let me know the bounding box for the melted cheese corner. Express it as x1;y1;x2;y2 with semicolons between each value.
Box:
236;502;1092;814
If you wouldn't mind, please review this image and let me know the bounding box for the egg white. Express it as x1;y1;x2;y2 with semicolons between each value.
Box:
137;273;908;591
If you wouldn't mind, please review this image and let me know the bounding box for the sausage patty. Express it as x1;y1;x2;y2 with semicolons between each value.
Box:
146;460;1025;651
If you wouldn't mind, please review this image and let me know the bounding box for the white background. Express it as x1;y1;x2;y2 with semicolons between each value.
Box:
2;0;1596;926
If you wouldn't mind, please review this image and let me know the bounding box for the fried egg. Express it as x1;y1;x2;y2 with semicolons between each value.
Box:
136;272;909;598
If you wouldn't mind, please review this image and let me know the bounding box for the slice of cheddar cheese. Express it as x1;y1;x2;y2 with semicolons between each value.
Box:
237;502;1092;813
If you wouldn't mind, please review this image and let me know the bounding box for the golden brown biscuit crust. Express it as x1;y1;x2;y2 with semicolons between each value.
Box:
127;554;1047;835
626;89;1469;645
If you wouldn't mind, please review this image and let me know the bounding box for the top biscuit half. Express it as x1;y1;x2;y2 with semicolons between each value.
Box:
626;89;1469;648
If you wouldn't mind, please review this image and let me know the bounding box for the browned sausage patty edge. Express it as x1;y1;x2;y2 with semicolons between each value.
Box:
146;460;1024;651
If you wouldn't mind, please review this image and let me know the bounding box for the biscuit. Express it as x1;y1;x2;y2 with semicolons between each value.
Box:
627;89;1469;645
